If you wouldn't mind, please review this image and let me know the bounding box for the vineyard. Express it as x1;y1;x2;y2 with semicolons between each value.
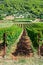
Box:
26;23;43;51
0;22;43;56
0;22;43;65
0;0;43;65
0;23;22;55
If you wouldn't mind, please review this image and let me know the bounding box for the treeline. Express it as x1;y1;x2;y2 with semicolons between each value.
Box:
0;0;43;19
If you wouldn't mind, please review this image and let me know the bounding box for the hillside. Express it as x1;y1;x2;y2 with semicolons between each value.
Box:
0;0;43;19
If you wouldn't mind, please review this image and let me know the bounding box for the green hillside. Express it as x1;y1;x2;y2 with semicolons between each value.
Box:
0;0;43;19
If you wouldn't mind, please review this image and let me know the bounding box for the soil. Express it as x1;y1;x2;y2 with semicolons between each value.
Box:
12;29;33;57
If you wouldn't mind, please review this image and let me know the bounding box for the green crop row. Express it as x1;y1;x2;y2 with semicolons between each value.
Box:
26;23;43;51
0;25;22;51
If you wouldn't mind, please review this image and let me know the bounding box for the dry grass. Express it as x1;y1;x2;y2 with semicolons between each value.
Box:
0;55;43;65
